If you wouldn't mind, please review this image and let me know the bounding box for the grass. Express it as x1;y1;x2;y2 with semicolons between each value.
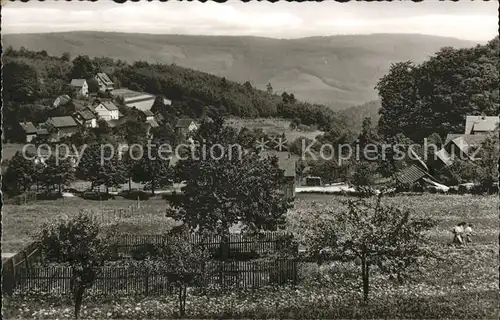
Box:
2;197;174;253
226;118;324;142
2;194;498;318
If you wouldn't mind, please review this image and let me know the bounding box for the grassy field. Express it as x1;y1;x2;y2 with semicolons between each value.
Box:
3;194;498;318
226;118;324;142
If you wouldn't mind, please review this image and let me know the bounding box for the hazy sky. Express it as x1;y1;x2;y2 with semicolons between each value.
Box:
2;0;498;42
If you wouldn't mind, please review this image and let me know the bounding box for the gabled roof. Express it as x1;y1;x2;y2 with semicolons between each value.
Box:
36;128;49;136
176;118;196;128
19;122;38;134
445;134;489;146
96;73;113;85
472;120;499;132
435;149;453;166
70;79;87;87
146;119;160;128
97;101;119;111
125;97;155;111
141;109;155;117
47;116;78;128
53;95;71;106
396;165;429;185
464;116;499;134
76;110;96;121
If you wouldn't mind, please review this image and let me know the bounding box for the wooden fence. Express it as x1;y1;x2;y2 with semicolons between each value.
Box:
112;232;296;257
14;259;297;295
2;242;43;295
3;232;297;296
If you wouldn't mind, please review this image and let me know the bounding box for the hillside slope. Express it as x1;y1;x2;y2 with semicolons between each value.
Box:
3;32;476;110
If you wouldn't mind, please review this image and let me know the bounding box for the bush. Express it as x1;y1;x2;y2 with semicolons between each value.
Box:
120;190;151;200
131;243;160;260
81;191;115;201
36;191;63;200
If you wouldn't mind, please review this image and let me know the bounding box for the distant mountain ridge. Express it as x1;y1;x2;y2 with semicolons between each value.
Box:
3;32;477;110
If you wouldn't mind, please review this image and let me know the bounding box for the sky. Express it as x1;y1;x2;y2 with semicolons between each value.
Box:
2;0;498;42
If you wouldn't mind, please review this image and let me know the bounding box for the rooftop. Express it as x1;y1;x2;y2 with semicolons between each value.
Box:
396;165;429;185
19;122;37;134
99;101;119;111
176;118;196;128
47;116;78;128
70;79;87;87
96;72;113;85
464;115;499;134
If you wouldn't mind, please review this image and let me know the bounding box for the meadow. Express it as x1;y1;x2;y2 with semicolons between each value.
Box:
2;194;498;318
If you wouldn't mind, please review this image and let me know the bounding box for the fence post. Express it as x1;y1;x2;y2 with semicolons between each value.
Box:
145;268;149;296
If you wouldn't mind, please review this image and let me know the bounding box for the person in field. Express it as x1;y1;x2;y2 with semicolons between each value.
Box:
464;223;474;244
452;222;466;245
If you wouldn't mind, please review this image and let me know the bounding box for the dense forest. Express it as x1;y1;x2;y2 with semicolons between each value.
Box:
376;37;499;142
2;47;347;142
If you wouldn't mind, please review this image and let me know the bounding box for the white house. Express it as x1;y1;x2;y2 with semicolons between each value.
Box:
93;101;120;121
464;115;499;135
95;73;114;91
70;79;89;97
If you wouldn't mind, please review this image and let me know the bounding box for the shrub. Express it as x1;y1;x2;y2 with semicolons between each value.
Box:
131;243;160;260
120;190;151;200
81;191;115;201
36;191;63;200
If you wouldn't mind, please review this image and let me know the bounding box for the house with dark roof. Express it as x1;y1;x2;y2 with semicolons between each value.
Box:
175;118;198;138
45;116;79;139
19;122;38;142
70;79;89;97
93;101;119;121
95;73;114;91
140;109;155;121
73;109;97;128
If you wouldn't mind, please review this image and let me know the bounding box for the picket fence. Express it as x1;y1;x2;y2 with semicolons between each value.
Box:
14;259;298;295
3;231;298;296
113;231;296;257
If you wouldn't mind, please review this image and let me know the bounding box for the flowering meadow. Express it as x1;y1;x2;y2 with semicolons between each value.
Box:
3;194;498;319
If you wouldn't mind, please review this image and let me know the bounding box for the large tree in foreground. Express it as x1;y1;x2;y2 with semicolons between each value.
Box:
39;212;116;319
305;195;436;302
168;117;292;235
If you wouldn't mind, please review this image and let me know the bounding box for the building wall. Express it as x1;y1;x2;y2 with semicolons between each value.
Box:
95;105;119;121
26;134;36;143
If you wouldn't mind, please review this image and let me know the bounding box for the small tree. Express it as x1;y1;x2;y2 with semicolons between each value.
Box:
38;212;116;319
38;155;75;193
156;229;210;317
2;151;37;195
348;161;378;195
319;195;436;302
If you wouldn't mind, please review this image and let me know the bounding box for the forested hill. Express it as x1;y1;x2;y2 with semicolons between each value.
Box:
3;32;476;110
2;48;346;141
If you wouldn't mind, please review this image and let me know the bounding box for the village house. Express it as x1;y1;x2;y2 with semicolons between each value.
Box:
18;122;38;143
45;116;79;139
95;73;114;92
464;115;499;135
73;109;97;128
70;79;89;97
110;88;172;111
175;118;198;138
140;109;155;121
92;101;120;121
432;115;498;167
